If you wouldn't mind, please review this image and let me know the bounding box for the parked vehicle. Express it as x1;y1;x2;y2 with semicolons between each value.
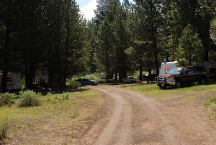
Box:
209;67;216;79
142;74;157;84
76;78;98;86
157;61;207;89
123;77;138;84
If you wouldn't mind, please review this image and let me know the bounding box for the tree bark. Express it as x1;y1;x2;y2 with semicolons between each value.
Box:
139;64;143;81
1;1;11;92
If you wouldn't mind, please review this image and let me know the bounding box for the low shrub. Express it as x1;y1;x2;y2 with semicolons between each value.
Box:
19;90;41;98
0;121;8;141
69;80;81;90
0;93;17;106
17;96;40;107
62;94;69;100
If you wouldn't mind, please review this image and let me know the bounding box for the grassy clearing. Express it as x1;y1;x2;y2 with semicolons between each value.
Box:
123;84;216;101
0;88;104;145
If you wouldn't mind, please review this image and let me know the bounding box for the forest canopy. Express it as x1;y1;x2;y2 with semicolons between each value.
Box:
0;0;215;91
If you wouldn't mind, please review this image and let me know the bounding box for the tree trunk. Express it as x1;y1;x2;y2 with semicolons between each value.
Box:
105;48;109;82
119;73;123;82
114;71;118;82
1;2;11;92
1;65;8;93
24;64;34;89
139;64;143;81
188;48;192;66
148;69;152;75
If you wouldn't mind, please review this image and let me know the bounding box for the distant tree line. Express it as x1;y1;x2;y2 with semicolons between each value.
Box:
87;0;216;81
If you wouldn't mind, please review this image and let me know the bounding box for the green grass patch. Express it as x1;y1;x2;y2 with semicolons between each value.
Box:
205;97;216;108
124;84;216;100
205;97;216;120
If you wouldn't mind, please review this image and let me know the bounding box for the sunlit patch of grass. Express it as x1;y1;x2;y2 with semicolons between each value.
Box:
124;84;216;100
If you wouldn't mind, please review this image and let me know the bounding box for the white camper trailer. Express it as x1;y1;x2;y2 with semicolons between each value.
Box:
0;72;20;90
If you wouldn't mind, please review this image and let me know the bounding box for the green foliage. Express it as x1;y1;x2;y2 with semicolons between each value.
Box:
177;24;204;65
19;90;41;98
211;19;216;42
95;0;131;81
0;93;17;106
0;0;215;89
17;90;41;107
17;96;40;108
0;0;88;90
205;97;216;107
46;93;71;104
78;73;99;80
0;120;7;141
69;80;81;90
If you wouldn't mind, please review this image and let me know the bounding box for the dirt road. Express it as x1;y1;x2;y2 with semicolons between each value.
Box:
81;85;216;145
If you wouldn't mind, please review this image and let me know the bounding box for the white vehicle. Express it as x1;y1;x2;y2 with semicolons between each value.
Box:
0;71;20;90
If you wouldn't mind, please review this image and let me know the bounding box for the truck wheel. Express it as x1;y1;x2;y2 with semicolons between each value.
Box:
175;81;181;88
158;84;166;89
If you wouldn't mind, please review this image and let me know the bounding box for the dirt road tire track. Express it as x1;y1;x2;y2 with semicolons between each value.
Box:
81;85;216;145
94;87;132;145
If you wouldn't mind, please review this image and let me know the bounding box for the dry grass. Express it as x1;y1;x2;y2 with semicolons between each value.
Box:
0;120;7;143
0;89;104;145
205;96;216;120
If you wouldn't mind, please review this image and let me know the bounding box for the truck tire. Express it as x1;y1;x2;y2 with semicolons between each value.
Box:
175;81;181;88
158;84;166;89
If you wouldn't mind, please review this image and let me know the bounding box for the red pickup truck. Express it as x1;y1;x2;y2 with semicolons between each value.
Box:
157;62;207;89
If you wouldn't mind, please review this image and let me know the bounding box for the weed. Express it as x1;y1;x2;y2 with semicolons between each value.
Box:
0;121;8;142
0;93;17;106
69;80;81;90
205;97;216;107
17;96;40;107
19;90;41;98
62;94;69;100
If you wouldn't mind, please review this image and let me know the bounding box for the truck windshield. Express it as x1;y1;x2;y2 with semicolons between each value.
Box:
159;63;181;75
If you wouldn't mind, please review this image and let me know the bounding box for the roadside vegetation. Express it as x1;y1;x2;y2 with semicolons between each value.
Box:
0;120;7;144
0;89;104;144
205;97;216;120
124;84;216;101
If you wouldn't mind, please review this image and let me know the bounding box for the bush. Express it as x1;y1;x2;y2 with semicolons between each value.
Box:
62;94;69;100
69;80;81;90
0;93;17;106
19;90;41;98
0;121;8;141
17;96;40;107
